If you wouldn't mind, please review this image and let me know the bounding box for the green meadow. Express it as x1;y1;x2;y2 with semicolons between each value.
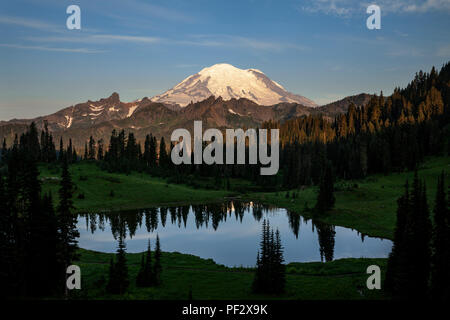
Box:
39;162;232;212
73;249;387;300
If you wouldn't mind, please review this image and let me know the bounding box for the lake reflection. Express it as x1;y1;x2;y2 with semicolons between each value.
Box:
77;202;392;267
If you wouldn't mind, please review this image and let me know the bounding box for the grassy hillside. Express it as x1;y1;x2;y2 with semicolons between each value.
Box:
249;157;449;239
40;162;233;212
72;249;387;300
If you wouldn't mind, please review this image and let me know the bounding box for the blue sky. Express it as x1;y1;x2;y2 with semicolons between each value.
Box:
1;0;449;120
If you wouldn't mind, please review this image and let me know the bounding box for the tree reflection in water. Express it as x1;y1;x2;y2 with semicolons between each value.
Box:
80;201;339;261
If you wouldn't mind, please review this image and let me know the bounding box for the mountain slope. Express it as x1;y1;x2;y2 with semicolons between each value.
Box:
0;92;372;150
151;63;317;108
320;93;373;115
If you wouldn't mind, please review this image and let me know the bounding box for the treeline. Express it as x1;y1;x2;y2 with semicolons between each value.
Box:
385;172;449;300
99;129;270;186
270;63;450;188
1;121;80;165
0;123;79;298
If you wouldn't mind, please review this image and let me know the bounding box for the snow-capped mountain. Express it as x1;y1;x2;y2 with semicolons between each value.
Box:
151;63;317;108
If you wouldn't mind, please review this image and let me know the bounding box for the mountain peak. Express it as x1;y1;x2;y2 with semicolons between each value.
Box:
108;92;120;101
199;63;251;74
151;64;317;108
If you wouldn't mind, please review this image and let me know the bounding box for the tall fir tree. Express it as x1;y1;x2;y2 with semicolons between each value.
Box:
136;240;153;287
385;181;410;293
59;137;64;162
430;172;449;300
88;136;96;160
107;236;129;294
159;137;169;168
57;155;79;293
315;161;335;214
386;173;432;299
408;174;432;298
84;142;88;160
252;219;285;294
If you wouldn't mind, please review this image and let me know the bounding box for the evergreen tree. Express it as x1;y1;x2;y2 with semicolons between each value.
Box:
252;219;285;294
385;181;409;293
97;139;104;161
106;236;129;294
67;139;73;164
408;174;432;298
88;136;96;160
0;173;9;298
159;137;169;168
430;172;449;300
31;193;59;295
273;230;286;293
1;138;6;163
136;240;153;287
84;142;88;160
315;161;335;214
72;149;78;163
150;135;157;167
0;124;62;297
386;174;432;299
59;137;64;162
57;155;79;293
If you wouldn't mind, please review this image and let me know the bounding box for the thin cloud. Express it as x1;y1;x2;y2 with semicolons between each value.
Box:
300;0;354;17
178;35;309;52
25;33;306;52
0;15;64;32
299;0;450;17
25;34;161;44
91;34;160;43
0;43;104;54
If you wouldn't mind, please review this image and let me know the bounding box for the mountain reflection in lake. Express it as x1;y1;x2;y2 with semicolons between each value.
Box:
77;202;392;267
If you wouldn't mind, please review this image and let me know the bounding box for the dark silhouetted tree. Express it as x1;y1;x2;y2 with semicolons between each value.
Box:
57;156;79;293
106;236;129;294
430;172;449;301
315;161;335;214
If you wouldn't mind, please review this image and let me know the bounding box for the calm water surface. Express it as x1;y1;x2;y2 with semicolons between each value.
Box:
77;202;392;267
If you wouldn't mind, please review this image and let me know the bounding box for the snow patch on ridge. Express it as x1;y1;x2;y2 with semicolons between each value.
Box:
90;104;104;112
228;108;242;116
64;115;73;128
127;105;138;117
